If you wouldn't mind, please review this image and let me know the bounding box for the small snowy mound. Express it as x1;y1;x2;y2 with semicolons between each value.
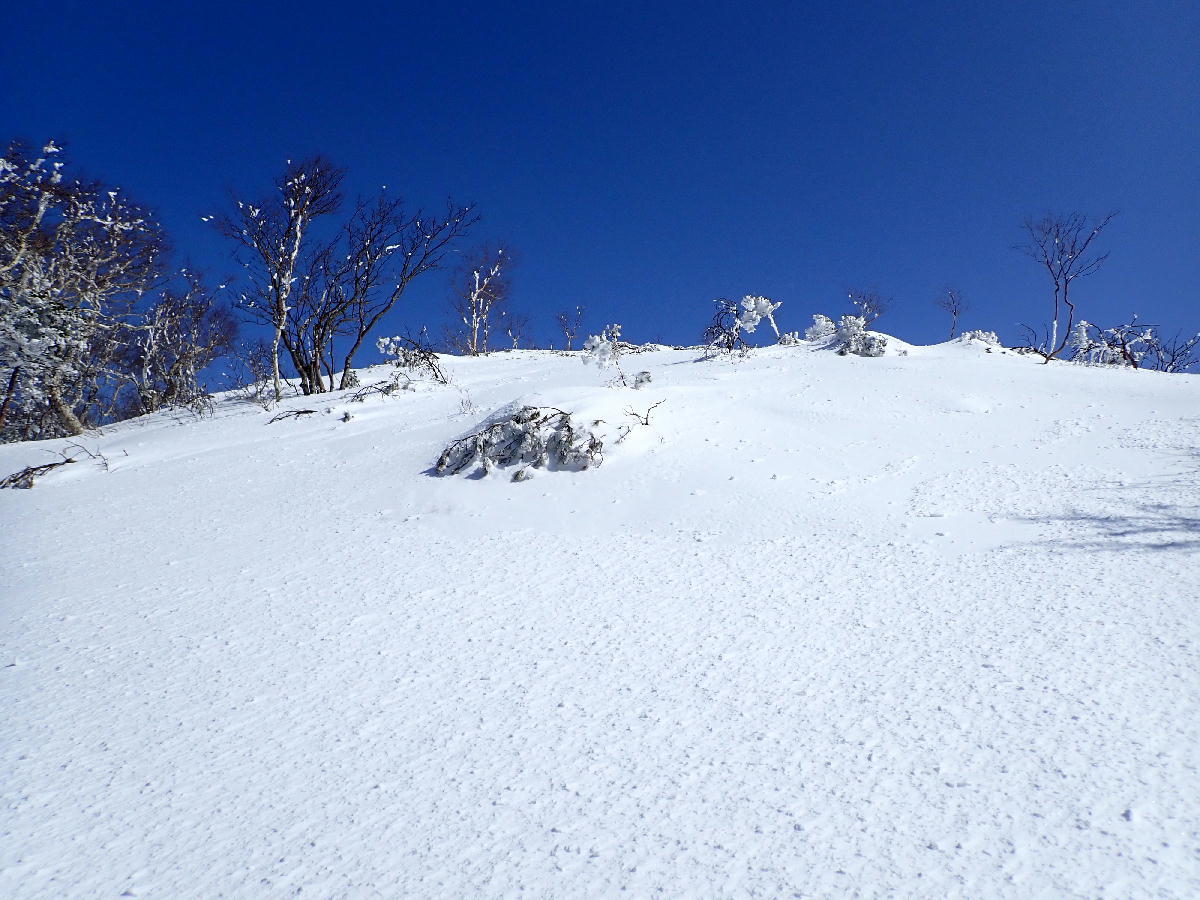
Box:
436;404;604;480
802;314;913;357
435;390;667;481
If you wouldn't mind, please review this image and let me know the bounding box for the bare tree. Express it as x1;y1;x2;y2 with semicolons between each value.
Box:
847;288;890;326
329;197;475;388
216;157;345;401
935;287;969;339
499;310;530;349
449;246;511;355
217;162;475;395
1018;211;1117;362
555;305;586;350
279;195;477;393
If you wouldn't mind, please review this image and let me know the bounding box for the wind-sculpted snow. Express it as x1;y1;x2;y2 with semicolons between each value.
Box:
1;342;1198;897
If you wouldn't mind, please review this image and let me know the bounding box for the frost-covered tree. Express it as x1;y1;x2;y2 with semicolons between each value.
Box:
701;299;749;356
737;295;782;339
702;295;791;357
120;274;238;416
449;246;510;355
1068;318;1156;368
0;140;165;437
1018;211;1117;362
1146;330;1200;373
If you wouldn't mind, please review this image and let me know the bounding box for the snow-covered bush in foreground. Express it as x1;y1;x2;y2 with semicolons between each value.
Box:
436;406;603;481
834;315;888;357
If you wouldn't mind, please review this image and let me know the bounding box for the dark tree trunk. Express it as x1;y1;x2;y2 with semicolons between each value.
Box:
0;367;20;432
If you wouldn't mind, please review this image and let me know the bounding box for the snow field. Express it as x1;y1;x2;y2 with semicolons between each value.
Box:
2;341;1198;897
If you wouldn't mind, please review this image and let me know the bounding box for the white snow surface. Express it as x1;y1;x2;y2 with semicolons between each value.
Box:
3;341;1199;898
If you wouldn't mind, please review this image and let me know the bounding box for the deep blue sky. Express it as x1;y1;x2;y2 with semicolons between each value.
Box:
4;0;1197;351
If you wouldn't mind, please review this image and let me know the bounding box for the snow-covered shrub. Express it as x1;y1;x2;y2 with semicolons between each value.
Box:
1068;320;1155;368
582;323;631;384
229;340;279;410
436;406;603;481
958;329;1000;346
805;314;837;342
377;333;447;384
701;300;749;357
778;331;802;346
835;315;888;357
582;324;621;367
633;371;652;389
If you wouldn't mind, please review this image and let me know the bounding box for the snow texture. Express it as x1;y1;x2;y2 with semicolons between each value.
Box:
2;340;1199;898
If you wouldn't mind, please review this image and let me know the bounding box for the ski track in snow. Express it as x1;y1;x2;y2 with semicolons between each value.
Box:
2;342;1198;898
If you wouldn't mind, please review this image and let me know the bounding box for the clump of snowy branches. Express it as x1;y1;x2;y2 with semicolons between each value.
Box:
737;295;782;340
377;332;447;384
805;314;837;342
959;329;1000;346
1;455;75;490
436;406;603;481
835;315;888;357
807;314;889;357
228;341;279;410
582;324;631;384
701;300;749;357
1147;330;1200;373
1068;319;1155;368
1;441;109;489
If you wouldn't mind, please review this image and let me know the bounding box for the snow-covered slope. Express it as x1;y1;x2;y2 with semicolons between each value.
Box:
3;340;1198;898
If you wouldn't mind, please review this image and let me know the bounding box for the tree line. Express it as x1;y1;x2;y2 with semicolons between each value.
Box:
0;142;532;441
2;139;1196;443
